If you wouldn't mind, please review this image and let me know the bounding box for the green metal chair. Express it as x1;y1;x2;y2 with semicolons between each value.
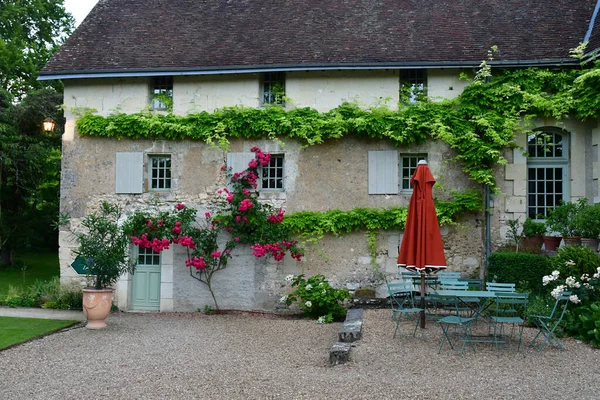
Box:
486;282;516;292
437;294;476;357
490;292;529;352
438;271;462;280
386;281;423;339
529;291;572;352
440;281;480;317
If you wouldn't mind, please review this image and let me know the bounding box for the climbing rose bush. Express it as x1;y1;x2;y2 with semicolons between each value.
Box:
123;147;303;309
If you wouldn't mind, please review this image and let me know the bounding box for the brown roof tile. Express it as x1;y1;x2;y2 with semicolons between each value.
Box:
41;0;597;76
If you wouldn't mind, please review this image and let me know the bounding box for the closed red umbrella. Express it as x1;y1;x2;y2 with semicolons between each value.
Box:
397;160;446;327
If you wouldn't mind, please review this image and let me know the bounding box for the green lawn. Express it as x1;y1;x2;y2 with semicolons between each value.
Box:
0;316;79;350
0;252;59;296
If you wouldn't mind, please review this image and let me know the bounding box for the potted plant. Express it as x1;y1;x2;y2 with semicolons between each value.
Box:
522;218;546;251
74;202;135;329
576;202;600;252
545;199;586;248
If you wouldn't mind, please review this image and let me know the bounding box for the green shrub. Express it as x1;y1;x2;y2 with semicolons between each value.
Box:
523;218;546;237
569;302;600;347
283;274;351;323
487;252;553;294
552;245;600;278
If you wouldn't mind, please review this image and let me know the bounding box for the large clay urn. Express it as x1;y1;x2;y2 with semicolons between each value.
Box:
82;288;114;329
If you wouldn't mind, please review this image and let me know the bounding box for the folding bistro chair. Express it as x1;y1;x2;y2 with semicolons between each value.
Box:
437;294;476;357
437;271;462;280
529;291;571;352
486;282;516;293
386;281;423;339
440;281;480;317
490;292;529;352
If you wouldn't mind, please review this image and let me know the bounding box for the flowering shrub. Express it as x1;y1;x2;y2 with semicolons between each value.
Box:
542;265;600;305
123;147;303;309
281;274;351;323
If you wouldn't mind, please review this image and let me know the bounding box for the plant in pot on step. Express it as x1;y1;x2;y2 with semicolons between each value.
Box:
545;199;586;249
522;218;546;251
74;202;135;329
576;202;600;252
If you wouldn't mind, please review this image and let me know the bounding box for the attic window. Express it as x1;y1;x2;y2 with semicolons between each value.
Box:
262;72;285;106
400;70;427;104
151;77;173;110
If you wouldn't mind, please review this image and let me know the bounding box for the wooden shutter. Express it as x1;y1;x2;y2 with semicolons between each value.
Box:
116;152;144;194
368;150;399;194
226;152;255;190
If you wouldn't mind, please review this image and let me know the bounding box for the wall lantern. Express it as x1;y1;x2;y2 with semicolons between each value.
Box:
42;117;56;133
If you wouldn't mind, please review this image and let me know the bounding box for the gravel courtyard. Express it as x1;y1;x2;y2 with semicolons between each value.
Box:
1;309;599;399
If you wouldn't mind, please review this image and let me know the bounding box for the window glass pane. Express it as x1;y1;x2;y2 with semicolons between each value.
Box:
545;168;554;180
536;169;545;180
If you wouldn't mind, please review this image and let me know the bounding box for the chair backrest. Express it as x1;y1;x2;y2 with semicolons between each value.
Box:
460;279;483;290
486;282;516;292
387;282;415;309
494;292;529;316
440;281;469;291
547;291;572;321
438;271;462;280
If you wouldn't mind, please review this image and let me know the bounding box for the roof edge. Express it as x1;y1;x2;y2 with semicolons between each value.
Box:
38;59;579;81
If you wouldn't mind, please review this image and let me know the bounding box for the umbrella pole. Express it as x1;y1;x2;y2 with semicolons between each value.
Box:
420;273;426;328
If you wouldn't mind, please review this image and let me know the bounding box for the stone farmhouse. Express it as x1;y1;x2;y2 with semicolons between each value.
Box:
40;0;600;312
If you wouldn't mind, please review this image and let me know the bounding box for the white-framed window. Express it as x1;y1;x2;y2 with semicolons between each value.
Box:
368;151;428;194
262;72;285;105
261;154;284;191
401;154;428;191
149;155;172;191
138;246;160;266
151;76;173;110
527;128;570;219
400;70;427;104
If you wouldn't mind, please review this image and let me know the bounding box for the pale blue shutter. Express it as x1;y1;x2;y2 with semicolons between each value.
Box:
226;152;255;190
368;150;398;194
116;152;144;194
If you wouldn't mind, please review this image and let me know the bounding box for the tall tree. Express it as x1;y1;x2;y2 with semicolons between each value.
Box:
0;0;74;100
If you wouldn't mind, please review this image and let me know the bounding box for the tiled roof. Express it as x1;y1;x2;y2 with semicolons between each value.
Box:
41;0;597;77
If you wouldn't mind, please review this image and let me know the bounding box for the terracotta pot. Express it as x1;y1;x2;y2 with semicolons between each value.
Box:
563;236;582;246
522;235;544;250
83;288;114;329
581;238;600;252
542;236;562;251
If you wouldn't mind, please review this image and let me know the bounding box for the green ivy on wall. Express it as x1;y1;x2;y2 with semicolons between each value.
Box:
75;63;600;190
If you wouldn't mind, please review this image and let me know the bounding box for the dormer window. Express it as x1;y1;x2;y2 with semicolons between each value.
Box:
262;72;285;106
151;76;173;111
400;70;427;104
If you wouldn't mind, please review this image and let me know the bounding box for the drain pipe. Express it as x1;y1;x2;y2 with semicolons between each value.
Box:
484;184;491;280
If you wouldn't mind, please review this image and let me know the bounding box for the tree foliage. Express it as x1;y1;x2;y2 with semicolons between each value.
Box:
0;0;73;100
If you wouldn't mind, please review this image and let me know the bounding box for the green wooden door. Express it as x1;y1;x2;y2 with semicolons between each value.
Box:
132;247;161;311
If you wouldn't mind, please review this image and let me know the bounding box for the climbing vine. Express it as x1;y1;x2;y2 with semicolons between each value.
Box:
74;60;600;190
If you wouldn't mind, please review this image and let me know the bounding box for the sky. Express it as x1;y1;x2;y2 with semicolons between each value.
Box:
64;0;99;27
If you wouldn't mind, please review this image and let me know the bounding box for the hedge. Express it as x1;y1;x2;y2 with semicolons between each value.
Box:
487;252;553;295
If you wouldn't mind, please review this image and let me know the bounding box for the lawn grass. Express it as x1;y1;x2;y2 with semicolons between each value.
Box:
0;252;59;296
0;316;79;350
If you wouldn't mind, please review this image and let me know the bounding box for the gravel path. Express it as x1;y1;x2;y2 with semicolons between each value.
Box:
1;309;599;399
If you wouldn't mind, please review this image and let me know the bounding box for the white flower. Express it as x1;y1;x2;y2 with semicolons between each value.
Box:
581;274;590;282
584;283;593;289
542;275;554;286
279;295;288;304
569;295;581;304
552;270;560;278
317;316;326;324
565;276;581;288
551;285;566;299
285;274;295;282
305;284;313;290
305;301;312;308
565;260;576;267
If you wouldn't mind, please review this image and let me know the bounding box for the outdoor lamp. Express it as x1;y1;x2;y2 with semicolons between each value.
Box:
42;117;56;133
